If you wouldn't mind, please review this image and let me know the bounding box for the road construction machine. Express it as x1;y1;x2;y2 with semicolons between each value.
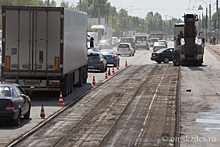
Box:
173;14;205;66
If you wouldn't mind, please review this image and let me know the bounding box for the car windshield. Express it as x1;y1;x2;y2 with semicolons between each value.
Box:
88;55;100;60
154;42;165;46
135;37;146;41
151;38;159;42
157;48;167;52
0;86;12;97
119;44;129;48
121;38;134;42
101;49;113;54
88;48;100;52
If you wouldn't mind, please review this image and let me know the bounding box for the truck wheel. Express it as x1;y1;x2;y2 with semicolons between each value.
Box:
164;57;169;63
62;76;69;97
82;67;88;84
76;69;83;87
70;74;73;93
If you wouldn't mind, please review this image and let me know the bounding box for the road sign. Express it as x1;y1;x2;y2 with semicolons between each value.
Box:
216;24;219;29
198;5;203;10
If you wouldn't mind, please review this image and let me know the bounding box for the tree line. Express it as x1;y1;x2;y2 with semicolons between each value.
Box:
6;0;220;38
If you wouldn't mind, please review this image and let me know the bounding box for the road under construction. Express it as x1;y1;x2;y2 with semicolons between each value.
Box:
7;64;180;147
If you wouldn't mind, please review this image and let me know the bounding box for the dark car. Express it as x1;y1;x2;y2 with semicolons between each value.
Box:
0;82;31;126
88;51;107;72
101;49;120;67
151;48;174;64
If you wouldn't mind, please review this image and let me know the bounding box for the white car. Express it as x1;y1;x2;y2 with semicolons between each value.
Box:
153;42;166;52
117;43;135;56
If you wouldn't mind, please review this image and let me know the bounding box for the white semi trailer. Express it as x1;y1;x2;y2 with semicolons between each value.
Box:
1;6;88;96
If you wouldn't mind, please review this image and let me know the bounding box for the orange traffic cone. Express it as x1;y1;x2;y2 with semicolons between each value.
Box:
105;72;108;79
112;67;115;74
125;60;128;67
92;76;96;86
108;68;111;76
116;63;119;70
57;91;65;106
39;104;46;119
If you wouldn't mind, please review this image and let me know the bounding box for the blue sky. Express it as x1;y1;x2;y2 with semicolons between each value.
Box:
55;0;216;20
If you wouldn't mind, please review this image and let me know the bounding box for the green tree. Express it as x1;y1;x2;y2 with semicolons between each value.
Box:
0;0;57;29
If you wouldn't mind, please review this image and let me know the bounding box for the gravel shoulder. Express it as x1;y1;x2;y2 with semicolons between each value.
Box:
179;48;220;147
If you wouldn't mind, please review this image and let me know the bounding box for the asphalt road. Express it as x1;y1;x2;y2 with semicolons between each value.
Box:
0;44;157;146
1;41;220;147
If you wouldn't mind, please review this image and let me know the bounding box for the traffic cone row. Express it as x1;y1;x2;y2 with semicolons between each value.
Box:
39;104;46;119
58;91;65;106
92;76;96;86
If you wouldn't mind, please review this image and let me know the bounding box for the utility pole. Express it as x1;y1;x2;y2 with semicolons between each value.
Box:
79;0;81;11
206;7;208;42
98;8;101;25
209;4;211;42
47;0;50;7
217;0;219;43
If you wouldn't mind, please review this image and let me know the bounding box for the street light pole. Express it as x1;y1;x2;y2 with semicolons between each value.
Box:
98;8;101;25
209;3;212;42
196;0;208;41
79;0;81;11
216;0;219;43
47;0;50;7
206;7;208;41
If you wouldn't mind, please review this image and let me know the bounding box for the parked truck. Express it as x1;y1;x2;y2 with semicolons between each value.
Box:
172;14;205;66
90;24;112;42
1;6;88;96
149;31;163;40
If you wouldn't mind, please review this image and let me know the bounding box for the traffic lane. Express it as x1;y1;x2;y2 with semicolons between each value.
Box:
87;49;156;86
0;49;154;146
0;51;142;146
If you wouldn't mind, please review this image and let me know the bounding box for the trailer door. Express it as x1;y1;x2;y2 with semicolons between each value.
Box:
33;10;61;72
3;8;61;73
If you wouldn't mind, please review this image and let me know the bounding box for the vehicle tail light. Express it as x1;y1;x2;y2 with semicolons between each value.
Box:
6;102;14;110
49;82;60;87
157;53;161;56
100;59;103;63
112;55;115;58
128;47;130;51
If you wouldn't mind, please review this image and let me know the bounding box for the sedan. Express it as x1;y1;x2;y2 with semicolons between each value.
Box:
0;82;31;126
153;42;166;52
151;48;174;64
117;43;135;56
88;51;107;72
101;49;120;67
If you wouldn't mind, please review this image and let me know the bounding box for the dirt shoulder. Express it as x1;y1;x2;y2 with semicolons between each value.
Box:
205;44;220;61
